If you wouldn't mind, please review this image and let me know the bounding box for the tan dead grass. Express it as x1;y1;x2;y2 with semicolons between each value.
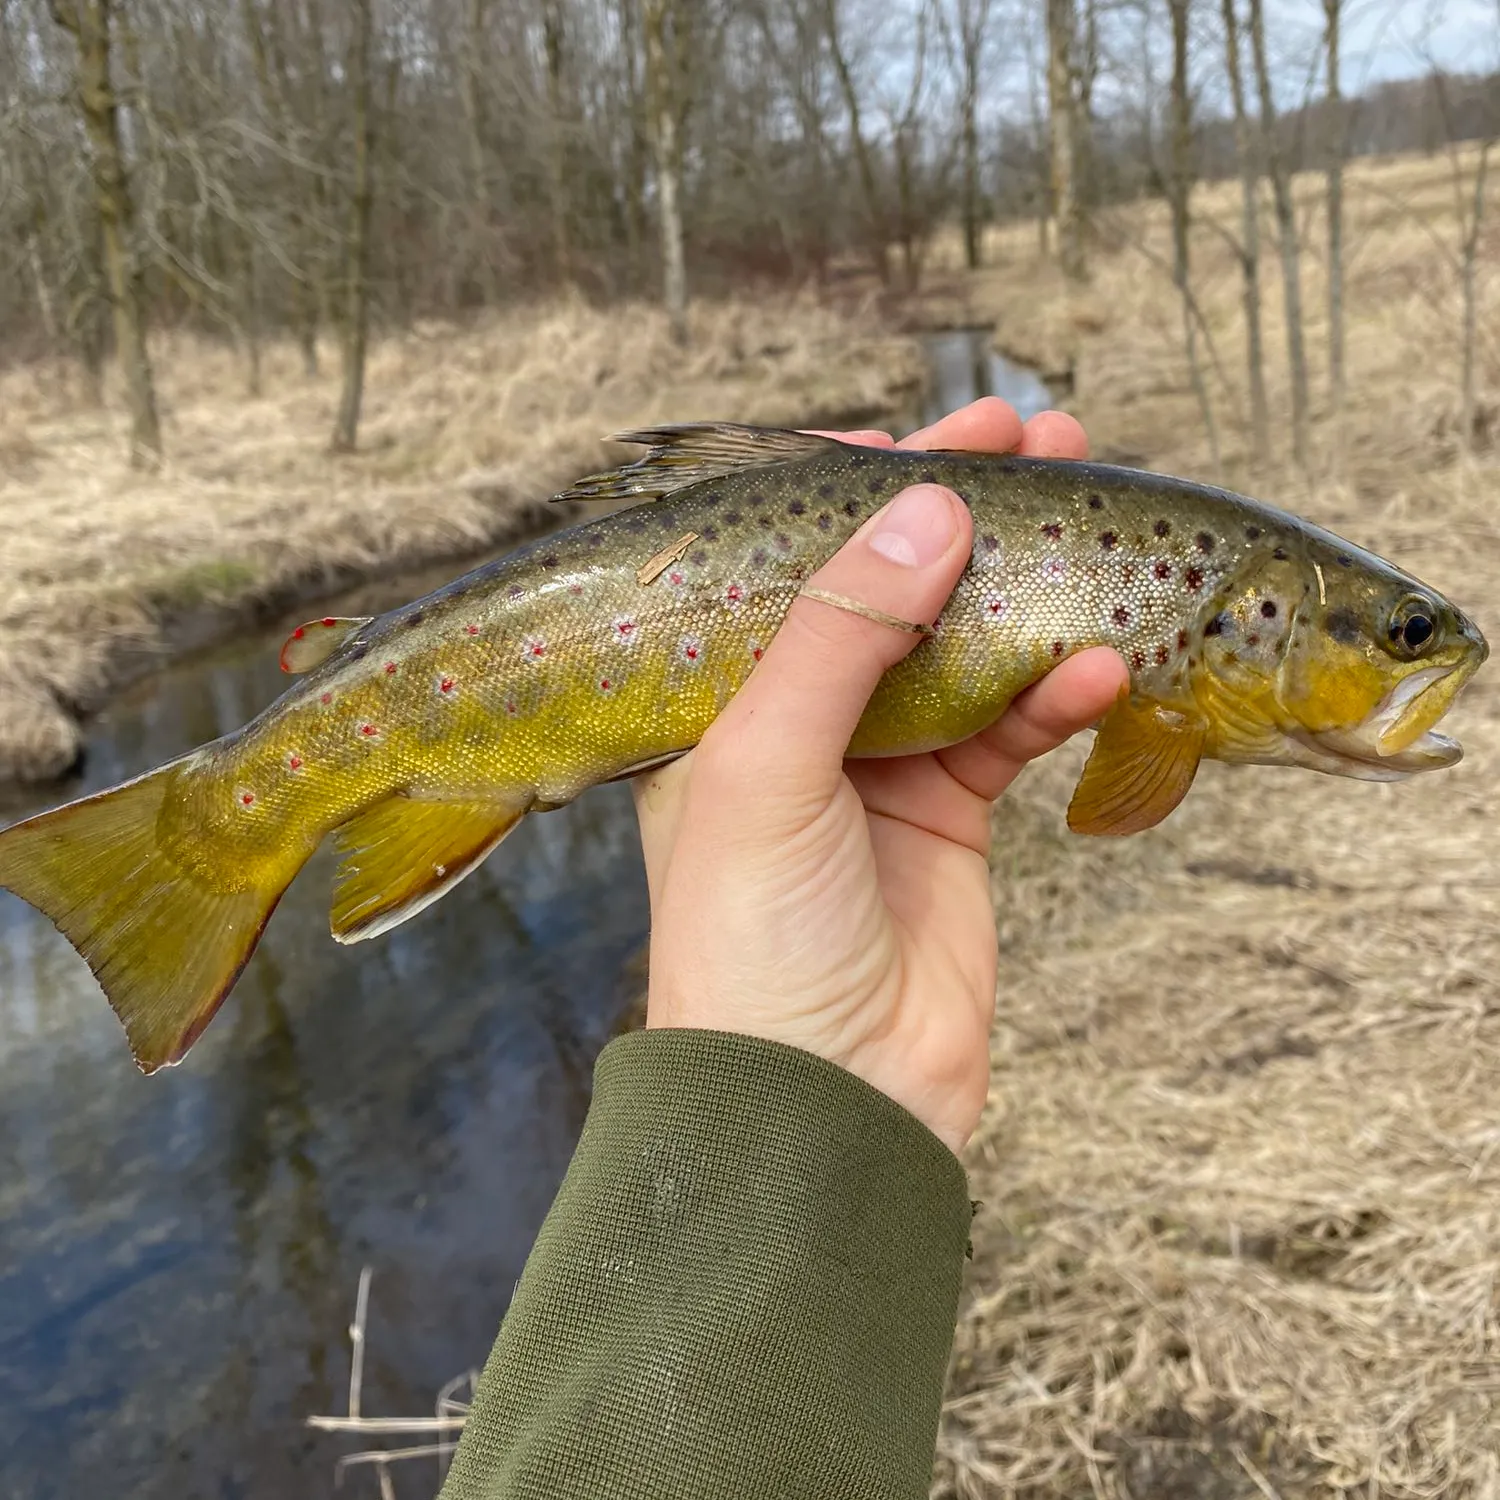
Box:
0;292;922;780
922;150;1500;1498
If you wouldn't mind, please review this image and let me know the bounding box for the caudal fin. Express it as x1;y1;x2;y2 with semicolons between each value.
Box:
0;764;308;1072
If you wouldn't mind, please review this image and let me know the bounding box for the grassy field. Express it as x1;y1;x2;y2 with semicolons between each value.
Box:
0;294;922;782
924;149;1500;1499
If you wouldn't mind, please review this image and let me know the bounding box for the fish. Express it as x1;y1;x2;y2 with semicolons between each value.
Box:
0;424;1486;1072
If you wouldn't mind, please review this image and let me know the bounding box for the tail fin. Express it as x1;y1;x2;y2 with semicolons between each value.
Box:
0;764;309;1073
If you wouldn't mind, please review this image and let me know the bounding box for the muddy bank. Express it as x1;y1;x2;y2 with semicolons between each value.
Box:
0;295;925;784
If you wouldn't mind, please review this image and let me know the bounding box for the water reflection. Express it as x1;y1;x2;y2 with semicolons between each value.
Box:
906;327;1055;430
0;329;1051;1499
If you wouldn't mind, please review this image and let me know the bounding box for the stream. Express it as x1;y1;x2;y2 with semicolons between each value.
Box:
0;329;1051;1500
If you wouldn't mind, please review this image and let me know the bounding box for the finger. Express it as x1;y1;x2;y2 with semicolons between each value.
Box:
804;427;895;447
935;647;1129;803
702;484;973;806
899;396;1023;454
1017;410;1089;459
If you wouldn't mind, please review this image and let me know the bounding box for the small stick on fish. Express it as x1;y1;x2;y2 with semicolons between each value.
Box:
637;532;699;585
800;586;935;638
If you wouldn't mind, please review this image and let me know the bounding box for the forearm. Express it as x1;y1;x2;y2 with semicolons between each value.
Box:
439;1029;973;1500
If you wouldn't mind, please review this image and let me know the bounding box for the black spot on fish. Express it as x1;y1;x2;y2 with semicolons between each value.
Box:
724;511;742;525
748;492;766;507
509;584;525;599
774;533;792;552
702;492;722;507
758;515;773;529
691;550;708;567
1247;633;1260;647
1154;561;1172;580
1052;639;1066;657
405;611;424;627
541;555;559;568
817;513;832;531
752;547;768;567
1204;612;1233;637
1130;649;1146;670
1245;524;1262;541
625;517;646;533
349;644;370;662
1325;606;1363;644
1185;567;1205;591
1154;519;1171;538
1042;521;1063;540
921;470;936;484
788;499;806;516
1089;494;1104;510
817;483;834;498
1112;605;1131;626
844;500;860;517
1155;644;1170;665
867;476;885;493
1336;553;1353;568
1261;599;1277;619
587;534;604;547
1100;530;1118;549
1273;546;1288;561
1177;629;1189;651
702;525;718;541
1196;532;1215;554
981;534;999;552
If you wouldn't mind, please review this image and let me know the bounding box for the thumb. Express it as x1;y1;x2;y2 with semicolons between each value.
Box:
704;483;973;802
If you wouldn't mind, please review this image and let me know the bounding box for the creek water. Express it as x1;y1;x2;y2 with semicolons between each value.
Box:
0;329;1050;1500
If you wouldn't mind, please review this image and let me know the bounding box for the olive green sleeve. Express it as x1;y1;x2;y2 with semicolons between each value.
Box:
438;1028;973;1500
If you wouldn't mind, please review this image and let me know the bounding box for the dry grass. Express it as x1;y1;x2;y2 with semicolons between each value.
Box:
920;150;1500;1498
0;292;922;780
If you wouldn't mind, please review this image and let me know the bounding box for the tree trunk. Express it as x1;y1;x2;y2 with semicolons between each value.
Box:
1247;0;1310;469
51;0;162;467
1168;0;1220;471
331;0;374;453
1046;0;1085;280
822;0;886;282
643;0;688;343
542;0;572;286
1459;140;1492;452
1323;0;1345;428
1221;0;1269;459
459;0;497;304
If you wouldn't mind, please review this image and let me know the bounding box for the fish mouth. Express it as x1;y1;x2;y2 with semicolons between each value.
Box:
1304;662;1474;775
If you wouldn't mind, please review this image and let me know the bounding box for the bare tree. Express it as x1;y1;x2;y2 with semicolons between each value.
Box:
822;0;887;281
49;0;162;466
1221;0;1269;458
332;0;374;452
1167;0;1219;470
940;0;993;269
1323;0;1345;428
1047;0;1086;279
644;0;690;342
1247;0;1310;469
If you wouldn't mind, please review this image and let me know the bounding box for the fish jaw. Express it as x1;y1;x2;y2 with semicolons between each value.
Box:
1296;657;1480;776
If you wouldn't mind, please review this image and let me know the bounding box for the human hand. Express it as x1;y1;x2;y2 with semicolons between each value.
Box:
632;398;1129;1154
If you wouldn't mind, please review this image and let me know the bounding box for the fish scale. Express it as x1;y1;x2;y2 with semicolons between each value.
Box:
0;423;1484;1072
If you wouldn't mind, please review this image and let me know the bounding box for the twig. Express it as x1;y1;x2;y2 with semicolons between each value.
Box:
349;1265;373;1420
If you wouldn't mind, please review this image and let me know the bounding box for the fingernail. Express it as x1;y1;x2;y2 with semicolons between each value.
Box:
866;485;958;568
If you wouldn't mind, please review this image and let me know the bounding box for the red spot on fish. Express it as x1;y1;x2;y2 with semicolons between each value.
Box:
1154;561;1171;580
752;645;764;661
1185;566;1205;591
1177;629;1189;651
320;692;332;705
240;791;255;806
726;583;744;605
1131;649;1146;670
569;583;584;595
1042;522;1063;540
288;754;303;772
465;624;480;636
384;661;397;675
322;617;336;627
599;678;612;692
359;722;379;737
1155;644;1170;665
293;626;305;640
679;635;703;665
530;640;545;657
668;570;684;586
439;676;455;695
505;698;517;716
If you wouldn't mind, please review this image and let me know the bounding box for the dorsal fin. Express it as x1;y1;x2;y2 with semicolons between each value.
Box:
551;424;839;505
278;616;373;674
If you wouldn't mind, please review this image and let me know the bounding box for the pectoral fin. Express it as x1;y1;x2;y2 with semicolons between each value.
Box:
279;616;373;674
1067;694;1207;836
330;794;531;942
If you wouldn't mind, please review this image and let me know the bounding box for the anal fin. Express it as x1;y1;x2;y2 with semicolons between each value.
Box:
331;794;530;943
1067;693;1207;836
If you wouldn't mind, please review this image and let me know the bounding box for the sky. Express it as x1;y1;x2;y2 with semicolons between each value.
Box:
1306;0;1498;87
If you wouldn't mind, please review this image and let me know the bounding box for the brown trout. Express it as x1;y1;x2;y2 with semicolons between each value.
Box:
0;425;1486;1071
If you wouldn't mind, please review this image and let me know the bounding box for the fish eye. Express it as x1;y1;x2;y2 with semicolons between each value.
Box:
1388;596;1438;657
